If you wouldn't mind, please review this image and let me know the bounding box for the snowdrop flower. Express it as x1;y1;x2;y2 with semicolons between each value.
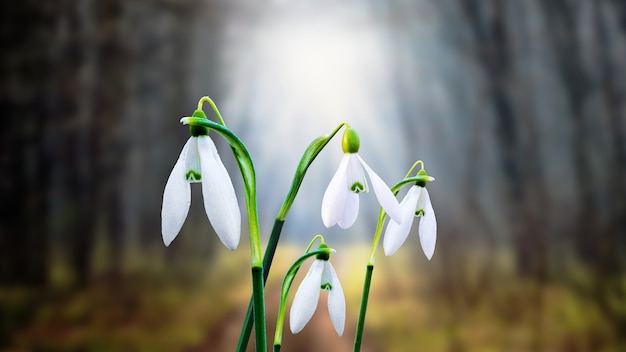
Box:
290;254;345;336
161;111;241;250
383;170;436;259
322;127;402;229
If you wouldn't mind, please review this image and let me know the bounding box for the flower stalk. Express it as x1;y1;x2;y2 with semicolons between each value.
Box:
273;236;341;352
166;97;436;352
236;123;347;351
353;161;435;351
181;111;266;352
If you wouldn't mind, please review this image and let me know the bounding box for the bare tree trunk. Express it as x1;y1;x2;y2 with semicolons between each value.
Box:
540;0;598;272
594;0;626;278
459;0;547;279
0;0;59;285
592;0;626;336
125;0;204;254
93;0;128;279
62;0;99;287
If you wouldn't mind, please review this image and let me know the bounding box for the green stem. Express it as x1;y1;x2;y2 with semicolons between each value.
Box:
274;247;333;350
353;172;430;351
236;122;347;351
197;96;226;126
236;219;284;352
181;116;265;351
277;123;347;220
353;265;374;352
367;210;386;265
252;266;266;352
353;210;384;351
405;160;424;177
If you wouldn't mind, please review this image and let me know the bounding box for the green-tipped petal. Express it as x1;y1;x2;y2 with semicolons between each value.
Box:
346;154;368;194
290;260;324;334
161;138;193;246
197;135;241;250
417;188;437;260
184;137;202;182
383;185;421;256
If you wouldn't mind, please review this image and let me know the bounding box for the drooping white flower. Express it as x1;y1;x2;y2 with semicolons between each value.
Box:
161;135;241;250
290;259;346;336
383;184;436;259
321;128;402;229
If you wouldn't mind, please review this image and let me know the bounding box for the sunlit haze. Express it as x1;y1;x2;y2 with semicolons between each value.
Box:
218;7;411;239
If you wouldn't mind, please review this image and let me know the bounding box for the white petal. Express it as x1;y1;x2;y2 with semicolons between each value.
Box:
357;155;403;224
321;155;350;228
184;137;202;182
161;138;193;246
290;260;324;334
345;154;368;193
383;185;421;256
337;192;359;229
197;136;241;250
324;262;346;336
417;188;437;260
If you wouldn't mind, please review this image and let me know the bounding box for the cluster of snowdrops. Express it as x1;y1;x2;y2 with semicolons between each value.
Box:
160;97;436;352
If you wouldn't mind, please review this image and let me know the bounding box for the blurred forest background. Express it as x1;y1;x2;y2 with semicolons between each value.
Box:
1;0;625;351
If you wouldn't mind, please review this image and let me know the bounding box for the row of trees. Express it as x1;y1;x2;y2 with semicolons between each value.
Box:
0;0;207;285
1;0;624;320
378;0;625;337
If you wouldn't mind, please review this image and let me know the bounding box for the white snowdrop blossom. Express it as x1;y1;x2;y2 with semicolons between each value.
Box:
161;134;241;250
321;128;402;229
383;183;436;259
289;259;346;336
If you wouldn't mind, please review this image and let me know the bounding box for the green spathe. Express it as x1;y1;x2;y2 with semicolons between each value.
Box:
342;127;360;153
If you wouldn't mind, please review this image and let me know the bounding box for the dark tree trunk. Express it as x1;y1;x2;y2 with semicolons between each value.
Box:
460;0;546;279
540;0;598;271
594;0;626;277
0;0;60;285
62;0;99;287
93;0;128;279
592;0;626;336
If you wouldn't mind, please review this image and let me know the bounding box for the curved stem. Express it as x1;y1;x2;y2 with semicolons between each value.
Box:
197;96;226;126
236;122;347;351
305;235;325;252
181;116;265;351
354;171;432;351
405;160;424;178
367;211;386;265
277;122;347;219
274;247;333;350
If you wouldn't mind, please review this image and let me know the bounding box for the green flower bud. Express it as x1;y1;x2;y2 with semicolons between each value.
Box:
416;168;428;187
315;243;330;261
189;109;210;136
342;127;360;154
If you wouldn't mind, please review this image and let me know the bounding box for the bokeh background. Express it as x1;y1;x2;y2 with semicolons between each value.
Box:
1;0;625;351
